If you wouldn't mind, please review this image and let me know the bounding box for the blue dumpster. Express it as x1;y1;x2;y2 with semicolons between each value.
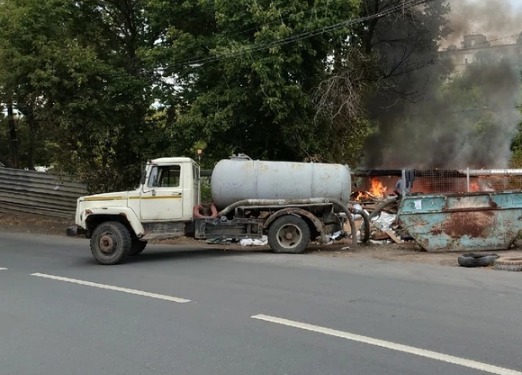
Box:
397;191;522;252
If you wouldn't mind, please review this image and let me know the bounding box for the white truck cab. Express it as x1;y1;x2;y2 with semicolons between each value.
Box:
73;157;200;264
137;157;200;222
76;157;199;227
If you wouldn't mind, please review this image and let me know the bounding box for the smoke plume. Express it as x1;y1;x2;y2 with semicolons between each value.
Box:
444;0;522;47
363;0;522;169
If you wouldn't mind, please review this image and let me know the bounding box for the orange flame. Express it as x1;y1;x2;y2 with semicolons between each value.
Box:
469;182;480;192
353;191;365;200
369;177;387;198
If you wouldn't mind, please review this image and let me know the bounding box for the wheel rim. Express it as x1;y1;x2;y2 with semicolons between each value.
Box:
276;224;302;248
98;232;116;255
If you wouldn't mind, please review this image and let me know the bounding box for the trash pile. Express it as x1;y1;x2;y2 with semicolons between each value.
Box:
350;200;412;245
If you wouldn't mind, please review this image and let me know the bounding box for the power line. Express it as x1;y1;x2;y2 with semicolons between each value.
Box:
217;1;360;40
71;0;435;81
173;0;431;68
167;0;434;70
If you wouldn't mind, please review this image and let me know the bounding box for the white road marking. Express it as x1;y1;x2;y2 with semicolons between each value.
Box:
251;314;522;375
0;267;7;270
31;273;191;303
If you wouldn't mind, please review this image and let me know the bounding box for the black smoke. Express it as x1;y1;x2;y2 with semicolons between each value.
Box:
363;0;522;169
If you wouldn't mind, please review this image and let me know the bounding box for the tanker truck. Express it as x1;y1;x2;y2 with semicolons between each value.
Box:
71;154;365;265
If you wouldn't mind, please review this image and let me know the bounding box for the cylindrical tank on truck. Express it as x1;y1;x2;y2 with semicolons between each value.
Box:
210;156;352;210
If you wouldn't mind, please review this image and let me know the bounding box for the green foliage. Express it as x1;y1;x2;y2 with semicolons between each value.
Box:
200;177;213;204
0;0;458;194
0;114;51;168
0;0;173;192
151;0;360;162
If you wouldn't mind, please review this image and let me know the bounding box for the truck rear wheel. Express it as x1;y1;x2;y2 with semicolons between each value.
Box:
268;215;310;254
90;221;131;265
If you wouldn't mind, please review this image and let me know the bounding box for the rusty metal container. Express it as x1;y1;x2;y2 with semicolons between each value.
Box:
211;156;351;209
397;191;522;252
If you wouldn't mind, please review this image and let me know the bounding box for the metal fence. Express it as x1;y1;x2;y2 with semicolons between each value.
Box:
352;168;522;197
0;167;87;218
411;169;522;194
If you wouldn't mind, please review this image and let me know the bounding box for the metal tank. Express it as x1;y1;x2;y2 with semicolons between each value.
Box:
210;155;352;209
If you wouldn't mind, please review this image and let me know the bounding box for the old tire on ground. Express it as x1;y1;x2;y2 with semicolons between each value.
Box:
268;215;310;254
493;257;522;272
129;239;147;256
90;221;131;265
458;253;499;267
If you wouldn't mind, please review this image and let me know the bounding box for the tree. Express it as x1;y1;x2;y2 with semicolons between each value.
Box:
0;0;61;169
325;0;452;168
148;0;360;163
0;0;171;191
0;0;459;188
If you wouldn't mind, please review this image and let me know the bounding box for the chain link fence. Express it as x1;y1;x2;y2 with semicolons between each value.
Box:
352;168;522;197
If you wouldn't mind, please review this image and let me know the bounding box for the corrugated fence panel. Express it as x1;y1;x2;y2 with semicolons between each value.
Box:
0;168;87;218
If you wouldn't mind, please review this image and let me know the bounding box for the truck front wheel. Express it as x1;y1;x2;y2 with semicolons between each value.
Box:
268;215;310;254
90;221;132;265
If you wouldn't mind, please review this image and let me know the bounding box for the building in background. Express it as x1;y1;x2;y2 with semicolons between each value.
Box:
440;32;522;73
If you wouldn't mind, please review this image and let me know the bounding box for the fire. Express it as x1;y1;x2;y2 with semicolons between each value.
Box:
469;182;480;192
369;177;387;198
351;177;388;201
352;191;366;200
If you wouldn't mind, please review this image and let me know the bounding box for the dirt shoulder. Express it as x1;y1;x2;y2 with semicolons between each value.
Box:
0;211;74;236
1;211;521;268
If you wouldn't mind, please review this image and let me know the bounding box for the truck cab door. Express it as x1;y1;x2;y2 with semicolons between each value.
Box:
140;164;183;221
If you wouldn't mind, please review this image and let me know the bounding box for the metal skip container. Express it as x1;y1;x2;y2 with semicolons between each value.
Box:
210;157;352;210
397;191;522;252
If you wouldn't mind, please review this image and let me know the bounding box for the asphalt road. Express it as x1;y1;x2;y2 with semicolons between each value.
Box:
0;231;521;375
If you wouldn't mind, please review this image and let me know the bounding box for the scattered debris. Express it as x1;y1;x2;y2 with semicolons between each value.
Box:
371;211;396;232
350;195;411;246
384;230;402;244
240;236;268;246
